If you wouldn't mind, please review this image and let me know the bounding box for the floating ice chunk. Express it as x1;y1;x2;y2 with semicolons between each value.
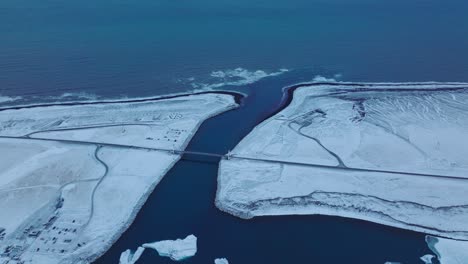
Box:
214;258;229;264
119;247;145;264
426;235;468;264
420;254;435;264
384;262;401;264
142;235;197;261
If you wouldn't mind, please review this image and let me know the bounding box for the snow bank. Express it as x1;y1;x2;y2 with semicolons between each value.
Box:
143;235;197;261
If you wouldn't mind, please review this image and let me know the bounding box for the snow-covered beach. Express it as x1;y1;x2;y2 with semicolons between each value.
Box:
0;93;238;264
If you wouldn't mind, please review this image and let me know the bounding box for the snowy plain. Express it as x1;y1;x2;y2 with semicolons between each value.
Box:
0;93;237;264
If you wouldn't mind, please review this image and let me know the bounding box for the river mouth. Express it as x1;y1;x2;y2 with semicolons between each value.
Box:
96;73;434;263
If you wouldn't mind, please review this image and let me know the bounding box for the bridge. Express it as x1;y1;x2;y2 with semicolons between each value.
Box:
0;135;466;181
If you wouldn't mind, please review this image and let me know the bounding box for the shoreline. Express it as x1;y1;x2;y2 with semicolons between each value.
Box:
261;81;468;124
0;91;243;264
216;81;468;242
4;81;467;113
84;96;242;264
0;89;245;112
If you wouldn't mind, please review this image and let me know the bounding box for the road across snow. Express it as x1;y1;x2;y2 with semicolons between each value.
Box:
217;82;468;240
0;93;238;264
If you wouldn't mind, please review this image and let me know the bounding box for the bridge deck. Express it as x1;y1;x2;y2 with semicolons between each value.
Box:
0;135;465;181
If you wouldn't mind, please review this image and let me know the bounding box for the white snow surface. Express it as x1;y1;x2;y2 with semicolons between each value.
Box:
142;235;197;261
214;258;229;264
119;247;145;264
0;93;237;264
217;82;468;240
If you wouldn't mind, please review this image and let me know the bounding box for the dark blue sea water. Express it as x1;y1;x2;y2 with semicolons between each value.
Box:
1;0;467;263
1;0;468;102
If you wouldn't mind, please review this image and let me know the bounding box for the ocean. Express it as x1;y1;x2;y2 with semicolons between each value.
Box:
1;0;468;103
1;0;467;263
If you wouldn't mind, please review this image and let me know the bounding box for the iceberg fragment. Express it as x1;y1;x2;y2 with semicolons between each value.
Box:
420;254;435;264
119;247;145;264
142;234;197;261
426;235;468;264
214;258;229;264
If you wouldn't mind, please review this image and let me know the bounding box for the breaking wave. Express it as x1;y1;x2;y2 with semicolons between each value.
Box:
191;68;289;89
311;74;343;82
56;92;99;101
0;95;22;104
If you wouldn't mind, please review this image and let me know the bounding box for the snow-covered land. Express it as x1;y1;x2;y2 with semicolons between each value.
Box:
426;235;468;264
0;93;237;264
142;235;197;261
217;82;468;240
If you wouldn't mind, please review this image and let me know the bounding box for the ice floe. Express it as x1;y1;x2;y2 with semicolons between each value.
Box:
217;82;468;240
426;235;468;264
214;258;229;264
119;247;145;264
420;254;435;264
142;235;197;261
